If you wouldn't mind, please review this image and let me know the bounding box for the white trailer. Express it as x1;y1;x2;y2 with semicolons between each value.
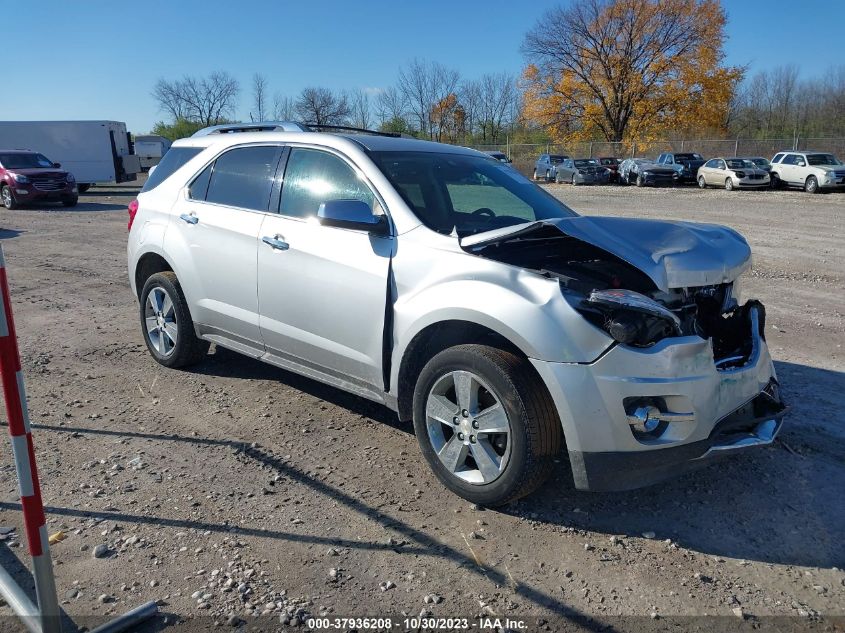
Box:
0;121;141;190
134;135;172;170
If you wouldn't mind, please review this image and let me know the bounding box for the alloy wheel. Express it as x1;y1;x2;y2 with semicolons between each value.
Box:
144;286;178;357
425;370;511;485
1;187;11;208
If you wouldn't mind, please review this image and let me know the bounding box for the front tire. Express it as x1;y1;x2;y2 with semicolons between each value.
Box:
805;175;819;193
698;176;706;189
636;173;644;187
1;185;18;210
412;344;561;506
532;169;538;181
62;196;78;207
725;177;734;191
545;170;551;182
571;174;578;186
139;272;209;368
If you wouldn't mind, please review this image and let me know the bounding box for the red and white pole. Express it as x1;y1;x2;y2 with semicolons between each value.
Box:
0;245;60;633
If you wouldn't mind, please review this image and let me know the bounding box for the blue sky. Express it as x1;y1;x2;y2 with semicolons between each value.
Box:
5;0;844;134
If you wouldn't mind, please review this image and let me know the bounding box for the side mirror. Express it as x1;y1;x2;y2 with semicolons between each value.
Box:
317;200;389;235
53;162;61;168
796;160;805;167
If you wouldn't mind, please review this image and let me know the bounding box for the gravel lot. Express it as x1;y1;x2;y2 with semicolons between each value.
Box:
0;179;842;631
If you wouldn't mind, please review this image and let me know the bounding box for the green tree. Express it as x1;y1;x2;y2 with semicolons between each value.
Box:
151;118;213;141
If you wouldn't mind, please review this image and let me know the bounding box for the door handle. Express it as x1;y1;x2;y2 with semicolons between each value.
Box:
262;235;289;251
179;213;198;225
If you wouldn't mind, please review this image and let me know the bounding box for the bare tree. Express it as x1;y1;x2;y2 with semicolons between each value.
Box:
458;80;481;139
272;94;296;120
348;89;372;129
478;73;519;143
152;72;240;126
397;59;460;138
295;87;350;126
251;73;269;122
375;85;408;125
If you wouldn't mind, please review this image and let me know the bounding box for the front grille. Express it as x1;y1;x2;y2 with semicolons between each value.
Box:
747;174;764;180
833;170;845;178
32;177;65;192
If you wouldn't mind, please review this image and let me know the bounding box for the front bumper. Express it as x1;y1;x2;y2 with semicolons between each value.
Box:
734;175;770;188
12;184;77;202
575;173;610;185
531;305;786;491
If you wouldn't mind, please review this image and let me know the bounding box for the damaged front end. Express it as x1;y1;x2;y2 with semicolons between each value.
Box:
461;216;764;370
462;216;787;490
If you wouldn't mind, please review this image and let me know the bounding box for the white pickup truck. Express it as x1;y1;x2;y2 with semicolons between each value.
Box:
769;150;845;193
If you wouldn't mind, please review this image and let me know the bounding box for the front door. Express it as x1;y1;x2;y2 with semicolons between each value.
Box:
257;147;393;392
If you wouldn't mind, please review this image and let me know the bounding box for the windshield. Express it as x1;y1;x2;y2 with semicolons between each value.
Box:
600;158;618;165
371;151;578;236
726;159;755;169
674;153;703;161
749;157;769;167
806;154;841;166
549;155;567;164
0;153;55;169
574;159;599;168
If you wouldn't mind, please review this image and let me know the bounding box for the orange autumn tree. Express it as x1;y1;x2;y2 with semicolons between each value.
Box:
520;0;744;144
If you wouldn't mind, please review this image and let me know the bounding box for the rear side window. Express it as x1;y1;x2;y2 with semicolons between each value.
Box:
279;148;375;219
140;147;203;192
204;146;280;211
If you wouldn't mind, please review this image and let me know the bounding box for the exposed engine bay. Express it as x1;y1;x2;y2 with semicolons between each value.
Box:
464;226;764;369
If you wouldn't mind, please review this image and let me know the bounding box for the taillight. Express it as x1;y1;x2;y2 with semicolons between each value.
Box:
127;199;139;231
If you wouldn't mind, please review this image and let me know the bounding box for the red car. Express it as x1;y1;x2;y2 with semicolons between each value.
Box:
0;150;78;209
598;157;621;183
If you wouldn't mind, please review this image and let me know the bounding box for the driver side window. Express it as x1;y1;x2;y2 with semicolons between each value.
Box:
279;148;376;219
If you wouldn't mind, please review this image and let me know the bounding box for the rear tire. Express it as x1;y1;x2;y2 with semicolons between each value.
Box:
139;272;209;369
1;185;18;210
805;175;819;194
412;344;561;506
698;176;706;189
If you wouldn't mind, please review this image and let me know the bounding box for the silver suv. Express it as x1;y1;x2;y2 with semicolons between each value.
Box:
127;122;786;506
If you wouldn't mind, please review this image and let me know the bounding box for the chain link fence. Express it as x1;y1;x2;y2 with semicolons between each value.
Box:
469;138;845;178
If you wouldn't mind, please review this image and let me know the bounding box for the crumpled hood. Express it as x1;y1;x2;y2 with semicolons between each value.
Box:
462;216;751;291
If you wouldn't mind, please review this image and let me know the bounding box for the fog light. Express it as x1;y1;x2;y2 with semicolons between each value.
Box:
15;189;28;195
628;406;662;434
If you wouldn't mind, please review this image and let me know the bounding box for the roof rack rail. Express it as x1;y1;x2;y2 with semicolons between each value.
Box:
306;124;401;138
191;121;310;137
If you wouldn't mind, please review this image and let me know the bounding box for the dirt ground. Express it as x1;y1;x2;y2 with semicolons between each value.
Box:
0;179;842;632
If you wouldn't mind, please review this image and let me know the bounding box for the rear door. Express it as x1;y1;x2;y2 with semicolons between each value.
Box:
168;144;282;347
257;146;393;393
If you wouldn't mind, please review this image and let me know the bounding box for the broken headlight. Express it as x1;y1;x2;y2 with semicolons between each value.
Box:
579;289;682;347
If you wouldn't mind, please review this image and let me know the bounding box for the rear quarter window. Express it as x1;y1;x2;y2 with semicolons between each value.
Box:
140;147;203;192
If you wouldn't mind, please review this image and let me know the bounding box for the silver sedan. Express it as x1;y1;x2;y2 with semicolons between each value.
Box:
697;158;770;190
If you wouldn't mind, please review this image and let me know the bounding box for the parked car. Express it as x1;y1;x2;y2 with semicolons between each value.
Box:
738;157;775;187
553;158;611;185
0;150;78;209
533;154;569;181
128;123;786;505
618;158;676;186
697;157;770;190
656;152;706;184
769;151;845;193
598;157;620;183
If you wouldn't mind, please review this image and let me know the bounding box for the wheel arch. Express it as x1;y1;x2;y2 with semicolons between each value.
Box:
395;319;541;422
134;251;175;300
